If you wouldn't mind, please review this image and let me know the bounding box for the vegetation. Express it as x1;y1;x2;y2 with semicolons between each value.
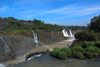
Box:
75;15;100;41
63;26;87;30
75;30;97;41
58;51;67;60
95;41;100;48
52;40;100;60
26;54;30;60
0;52;15;61
93;53;98;58
71;46;85;52
46;49;50;52
61;47;72;57
42;49;46;53
86;51;93;59
76;52;84;59
0;17;63;33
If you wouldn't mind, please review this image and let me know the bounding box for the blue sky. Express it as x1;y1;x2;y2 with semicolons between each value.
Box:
0;0;100;26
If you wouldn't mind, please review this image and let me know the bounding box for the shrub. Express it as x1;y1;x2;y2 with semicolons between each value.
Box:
86;51;93;59
53;47;61;51
61;47;72;57
52;50;60;57
97;49;100;56
47;49;50;52
73;44;81;47
0;56;7;60
76;52;84;59
75;30;97;41
26;54;30;60
82;42;89;48
72;50;77;56
71;46;85;52
58;51;67;60
85;46;97;52
95;41;100;48
88;42;95;46
93;53;98;58
8;52;14;57
42;49;46;53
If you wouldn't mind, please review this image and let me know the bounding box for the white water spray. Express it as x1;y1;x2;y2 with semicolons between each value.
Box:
32;31;38;47
0;37;10;53
0;64;5;67
27;54;42;61
62;29;74;38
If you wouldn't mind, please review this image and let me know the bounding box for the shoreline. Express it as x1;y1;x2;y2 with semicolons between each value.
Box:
2;37;75;66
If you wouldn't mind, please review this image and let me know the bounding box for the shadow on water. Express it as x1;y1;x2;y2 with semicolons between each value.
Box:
7;54;100;67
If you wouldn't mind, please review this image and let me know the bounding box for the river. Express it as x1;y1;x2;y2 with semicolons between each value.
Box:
7;54;100;67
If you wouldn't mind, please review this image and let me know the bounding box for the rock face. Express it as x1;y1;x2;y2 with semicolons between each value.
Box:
0;37;10;54
37;31;67;44
1;31;67;45
2;36;36;57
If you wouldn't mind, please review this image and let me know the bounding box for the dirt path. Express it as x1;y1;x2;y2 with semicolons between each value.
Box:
46;37;75;49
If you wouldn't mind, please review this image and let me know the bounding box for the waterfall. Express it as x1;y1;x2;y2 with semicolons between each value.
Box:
62;29;74;38
69;30;73;37
32;31;38;47
0;37;10;53
62;29;69;37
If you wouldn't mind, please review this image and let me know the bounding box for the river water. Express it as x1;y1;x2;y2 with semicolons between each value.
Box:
7;54;100;67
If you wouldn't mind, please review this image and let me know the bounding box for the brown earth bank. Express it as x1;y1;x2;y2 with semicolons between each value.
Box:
0;36;36;63
0;31;67;44
0;31;67;63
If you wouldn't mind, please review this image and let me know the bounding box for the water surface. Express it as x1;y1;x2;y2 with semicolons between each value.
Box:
7;54;100;67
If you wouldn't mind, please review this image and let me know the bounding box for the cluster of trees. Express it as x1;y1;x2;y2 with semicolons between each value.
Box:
63;26;87;30
52;41;100;60
75;15;100;41
0;17;63;33
88;15;100;32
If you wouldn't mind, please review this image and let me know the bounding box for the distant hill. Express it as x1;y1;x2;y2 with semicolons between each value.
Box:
0;17;63;33
62;26;87;31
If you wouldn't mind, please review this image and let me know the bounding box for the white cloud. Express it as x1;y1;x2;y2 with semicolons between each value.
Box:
45;4;100;16
0;6;9;12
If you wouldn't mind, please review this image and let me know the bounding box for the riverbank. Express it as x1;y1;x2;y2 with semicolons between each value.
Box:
2;37;75;66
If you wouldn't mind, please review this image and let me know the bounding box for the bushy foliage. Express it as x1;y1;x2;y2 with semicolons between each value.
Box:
71;46;85;52
75;30;97;41
72;50;77;56
46;49;50;52
26;54;30;60
42;49;46;53
0;17;63;32
95;41;100;48
93;53;98;58
88;42;95;46
63;26;87;31
88;15;100;32
85;46;98;52
61;47;72;57
82;42;90;48
76;52;84;59
52;47;61;57
0;56;7;60
53;47;61;51
73;44;81;47
52;47;67;60
58;51;67;60
82;42;95;48
86;51;93;59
